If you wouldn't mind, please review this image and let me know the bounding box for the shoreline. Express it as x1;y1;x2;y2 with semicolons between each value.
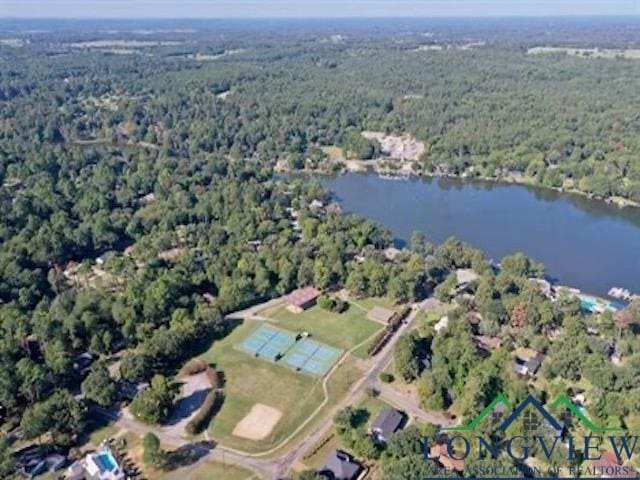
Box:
288;159;640;211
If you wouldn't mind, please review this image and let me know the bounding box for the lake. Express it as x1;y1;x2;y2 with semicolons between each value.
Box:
322;173;640;297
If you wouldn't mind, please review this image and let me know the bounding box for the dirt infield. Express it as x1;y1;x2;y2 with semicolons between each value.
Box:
232;403;283;440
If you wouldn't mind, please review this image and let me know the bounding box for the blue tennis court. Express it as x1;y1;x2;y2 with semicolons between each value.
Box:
239;325;296;361
238;325;342;376
282;338;342;376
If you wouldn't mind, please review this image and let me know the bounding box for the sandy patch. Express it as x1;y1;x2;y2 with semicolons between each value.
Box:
232;404;282;440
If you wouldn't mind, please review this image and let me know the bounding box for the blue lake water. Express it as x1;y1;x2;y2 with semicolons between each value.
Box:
322;173;640;297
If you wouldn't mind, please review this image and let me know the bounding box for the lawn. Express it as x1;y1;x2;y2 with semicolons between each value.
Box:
259;302;384;357
321;146;346;161
201;319;362;453
155;460;254;480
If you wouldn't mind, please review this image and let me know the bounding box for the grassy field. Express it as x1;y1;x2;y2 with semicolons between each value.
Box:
321;146;346;161
201;319;364;453
259;301;384;357
154;460;254;480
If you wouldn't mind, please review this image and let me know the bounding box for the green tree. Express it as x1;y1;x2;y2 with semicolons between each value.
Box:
130;375;176;425
142;432;164;467
82;361;118;407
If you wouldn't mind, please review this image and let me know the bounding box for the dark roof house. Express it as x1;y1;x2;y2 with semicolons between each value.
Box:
513;348;545;376
371;408;405;444
320;450;363;480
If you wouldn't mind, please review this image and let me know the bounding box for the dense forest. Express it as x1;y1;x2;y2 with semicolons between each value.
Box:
1;17;640;477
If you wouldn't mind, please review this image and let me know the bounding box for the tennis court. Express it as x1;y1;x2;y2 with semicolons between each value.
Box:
239;324;297;361
282;338;342;376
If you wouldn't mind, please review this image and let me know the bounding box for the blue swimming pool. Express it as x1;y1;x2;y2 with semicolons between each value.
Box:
95;451;118;472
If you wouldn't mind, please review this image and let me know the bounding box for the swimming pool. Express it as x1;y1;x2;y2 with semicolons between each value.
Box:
579;295;621;313
95;451;118;472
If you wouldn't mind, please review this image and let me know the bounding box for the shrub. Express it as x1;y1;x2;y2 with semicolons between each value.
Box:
379;372;394;383
205;367;223;389
185;390;225;435
318;295;349;313
181;358;207;376
142;432;163;467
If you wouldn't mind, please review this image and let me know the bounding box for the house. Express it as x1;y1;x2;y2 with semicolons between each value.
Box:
45;453;67;472
95;251;117;266
474;335;502;352
371;409;405;444
610;345;623;365
73;352;94;374
513;348;545;376
14;444;47;478
319;450;363;480
158;247;185;262
310;199;325;211
384;247;401;261
286;286;321;313
367;306;395;324
592;451;630;478
430;443;465;472
455;269;479;293
433;315;449;334
530;278;555;299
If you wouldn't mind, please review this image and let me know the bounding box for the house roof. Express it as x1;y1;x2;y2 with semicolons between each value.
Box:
430;444;465;472
455;268;479;285
287;286;320;307
371;409;404;439
320;450;362;480
514;347;540;362
367;306;395;323
474;335;502;351
593;452;621;469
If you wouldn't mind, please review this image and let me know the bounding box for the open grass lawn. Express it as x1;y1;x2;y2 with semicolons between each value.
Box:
259;302;384;357
357;395;393;429
202;319;349;452
300;427;340;470
321;146;346;161
352;296;397;312
154;460;254;480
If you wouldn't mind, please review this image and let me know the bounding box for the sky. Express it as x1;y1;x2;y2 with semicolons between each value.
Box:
1;0;639;19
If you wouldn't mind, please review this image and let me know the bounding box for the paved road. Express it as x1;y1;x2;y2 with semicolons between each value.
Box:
95;297;447;480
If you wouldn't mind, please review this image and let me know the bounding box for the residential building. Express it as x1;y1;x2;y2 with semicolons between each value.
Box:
371;408;405;444
319;450;363;480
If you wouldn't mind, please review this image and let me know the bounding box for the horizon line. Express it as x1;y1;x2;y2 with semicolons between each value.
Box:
2;14;640;20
